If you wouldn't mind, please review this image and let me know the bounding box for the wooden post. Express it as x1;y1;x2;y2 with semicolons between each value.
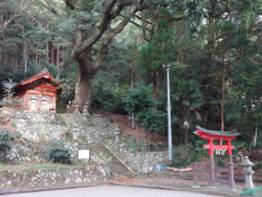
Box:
209;138;216;186
46;44;49;62
227;139;235;189
52;44;55;65
23;41;28;76
35;48;39;65
56;45;60;79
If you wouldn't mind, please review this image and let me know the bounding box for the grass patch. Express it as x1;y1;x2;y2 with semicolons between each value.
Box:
241;186;262;197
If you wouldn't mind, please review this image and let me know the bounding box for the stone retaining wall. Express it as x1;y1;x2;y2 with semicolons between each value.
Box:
0;166;105;190
0;108;169;177
125;151;168;173
0;108;118;163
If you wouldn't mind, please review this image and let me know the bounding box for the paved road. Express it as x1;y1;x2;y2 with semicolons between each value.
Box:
3;185;224;197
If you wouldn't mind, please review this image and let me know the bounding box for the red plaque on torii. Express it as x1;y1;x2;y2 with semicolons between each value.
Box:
194;126;240;188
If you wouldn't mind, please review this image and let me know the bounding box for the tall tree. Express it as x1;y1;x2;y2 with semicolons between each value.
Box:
63;0;178;112
62;0;139;111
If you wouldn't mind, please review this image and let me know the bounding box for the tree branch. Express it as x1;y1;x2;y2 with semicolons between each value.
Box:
0;14;18;33
64;0;76;10
72;0;119;59
0;0;33;33
110;4;124;19
72;0;164;59
93;7;138;70
135;14;152;25
42;0;60;16
125;17;152;33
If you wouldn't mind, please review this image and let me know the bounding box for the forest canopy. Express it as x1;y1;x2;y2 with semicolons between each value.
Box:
0;0;261;146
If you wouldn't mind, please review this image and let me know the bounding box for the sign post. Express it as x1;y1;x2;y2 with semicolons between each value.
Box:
78;149;90;162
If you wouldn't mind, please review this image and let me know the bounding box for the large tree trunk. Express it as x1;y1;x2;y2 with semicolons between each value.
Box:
73;71;92;112
70;49;98;112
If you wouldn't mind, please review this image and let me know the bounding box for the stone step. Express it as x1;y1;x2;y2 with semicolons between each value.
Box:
103;145;136;175
93;144;135;176
90;145;134;177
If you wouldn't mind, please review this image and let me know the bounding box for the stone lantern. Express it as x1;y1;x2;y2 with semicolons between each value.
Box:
114;127;121;143
82;104;89;116
241;156;255;189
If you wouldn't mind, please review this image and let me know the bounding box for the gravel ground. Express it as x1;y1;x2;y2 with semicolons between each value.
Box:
3;185;225;197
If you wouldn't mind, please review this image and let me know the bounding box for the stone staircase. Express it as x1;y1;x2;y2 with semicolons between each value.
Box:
58;113;136;176
90;144;134;177
102;144;136;175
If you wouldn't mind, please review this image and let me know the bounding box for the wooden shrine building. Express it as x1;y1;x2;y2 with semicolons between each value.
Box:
12;70;60;112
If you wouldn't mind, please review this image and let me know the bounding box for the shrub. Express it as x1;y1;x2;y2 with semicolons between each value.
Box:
191;138;208;160
123;83;154;113
124;83;166;134
172;145;196;167
91;81;128;113
48;148;71;164
0;130;12;141
0;141;12;161
216;156;226;167
172;143;207;167
254;161;262;173
0;130;13;162
136;109;166;134
125;136;148;152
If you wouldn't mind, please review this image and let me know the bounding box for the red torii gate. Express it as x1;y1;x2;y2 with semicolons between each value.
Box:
194;126;240;188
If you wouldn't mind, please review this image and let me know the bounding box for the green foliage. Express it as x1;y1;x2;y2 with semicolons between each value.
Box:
91;69;129;113
240;186;262;197
46;64;58;77
126;137;147;152
139;8;176;78
254;161;262;172
0;130;13;162
0;142;12;161
136;109;166;134
0;130;12;142
172;140;207;167
172;144;196;167
47;148;71;165
191;138;208;157
123;83;165;133
173;79;203;108
124;83;154;113
216;156;226;167
92;84;128;113
0;0;261;149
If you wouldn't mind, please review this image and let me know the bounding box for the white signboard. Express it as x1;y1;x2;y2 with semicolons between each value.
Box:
78;150;90;160
215;149;226;155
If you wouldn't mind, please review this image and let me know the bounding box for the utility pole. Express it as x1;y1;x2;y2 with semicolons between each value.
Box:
163;64;173;161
